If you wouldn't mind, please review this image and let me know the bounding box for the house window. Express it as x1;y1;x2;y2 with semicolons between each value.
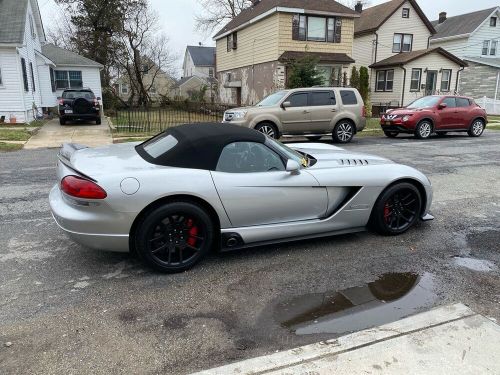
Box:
316;65;342;86
482;40;490;55
227;32;237;51
29;15;36;38
410;68;422;91
49;68;56;92
121;84;128;94
55;70;82;89
440;69;452;92
376;70;394;92
21;58;29;92
143;64;149;74
490;40;498;55
29;62;35;92
292;14;342;43
402;8;410;18
393;34;413;52
490;17;497;27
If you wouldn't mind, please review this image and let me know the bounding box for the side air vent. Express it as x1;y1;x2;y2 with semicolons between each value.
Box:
339;159;369;166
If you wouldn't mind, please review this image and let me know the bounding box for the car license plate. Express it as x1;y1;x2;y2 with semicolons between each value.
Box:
65;110;73;114
385;121;392;125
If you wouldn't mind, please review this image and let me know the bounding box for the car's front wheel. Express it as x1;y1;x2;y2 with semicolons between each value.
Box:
468;119;485;137
134;202;214;273
332;120;355;143
384;131;399;138
370;182;422;236
415;120;433;139
255;122;279;139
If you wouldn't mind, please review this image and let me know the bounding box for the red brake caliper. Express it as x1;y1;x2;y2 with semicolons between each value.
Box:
186;219;198;248
384;202;391;223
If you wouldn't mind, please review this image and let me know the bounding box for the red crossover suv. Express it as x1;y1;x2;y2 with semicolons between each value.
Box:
380;96;488;139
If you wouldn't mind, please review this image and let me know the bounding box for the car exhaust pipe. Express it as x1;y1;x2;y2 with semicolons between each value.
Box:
226;236;238;247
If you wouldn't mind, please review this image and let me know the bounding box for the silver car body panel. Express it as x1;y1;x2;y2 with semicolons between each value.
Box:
49;142;432;253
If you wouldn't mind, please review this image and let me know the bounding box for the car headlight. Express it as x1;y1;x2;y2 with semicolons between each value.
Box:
232;110;247;119
402;115;410;122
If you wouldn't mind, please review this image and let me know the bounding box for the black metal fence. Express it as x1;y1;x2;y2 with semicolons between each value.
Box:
110;101;236;133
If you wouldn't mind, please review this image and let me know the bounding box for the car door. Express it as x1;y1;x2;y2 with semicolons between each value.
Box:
308;91;338;133
438;97;459;129
455;97;472;128
210;141;328;227
279;92;311;134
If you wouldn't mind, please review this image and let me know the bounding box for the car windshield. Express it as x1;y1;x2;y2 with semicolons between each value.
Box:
407;96;441;109
256;91;287;107
266;137;310;168
62;91;95;99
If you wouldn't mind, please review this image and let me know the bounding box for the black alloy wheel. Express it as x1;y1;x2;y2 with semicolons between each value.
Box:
370;182;422;235
135;202;214;273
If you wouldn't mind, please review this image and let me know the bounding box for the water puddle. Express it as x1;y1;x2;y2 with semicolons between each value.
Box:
276;272;439;336
453;256;497;272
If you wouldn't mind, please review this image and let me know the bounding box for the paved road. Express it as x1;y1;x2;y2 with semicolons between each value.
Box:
0;132;499;374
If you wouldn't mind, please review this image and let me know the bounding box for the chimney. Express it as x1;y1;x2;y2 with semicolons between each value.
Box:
438;12;447;24
355;1;363;13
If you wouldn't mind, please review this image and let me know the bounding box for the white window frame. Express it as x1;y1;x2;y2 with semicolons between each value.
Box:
410;68;421;91
490;17;497;27
490;40;498;56
55;70;83;89
121;84;128;94
402;8;410;18
376;70;394;92
393;34;413;53
440;69;452;92
482;40;490;55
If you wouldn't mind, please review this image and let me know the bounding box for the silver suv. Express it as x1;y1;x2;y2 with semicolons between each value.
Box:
222;87;366;143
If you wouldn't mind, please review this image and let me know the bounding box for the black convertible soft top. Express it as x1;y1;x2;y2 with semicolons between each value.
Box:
136;123;266;170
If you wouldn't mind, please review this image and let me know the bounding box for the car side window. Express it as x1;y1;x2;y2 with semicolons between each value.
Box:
456;98;470;107
442;97;456;108
216;142;285;173
310;91;336;106
340;90;358;105
287;93;308;107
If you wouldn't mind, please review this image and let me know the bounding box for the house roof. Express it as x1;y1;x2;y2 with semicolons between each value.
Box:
0;0;45;44
174;76;205;88
431;7;499;40
354;0;435;36
464;56;500;69
369;47;467;68
214;0;359;39
278;51;355;64
186;46;216;67
41;44;103;68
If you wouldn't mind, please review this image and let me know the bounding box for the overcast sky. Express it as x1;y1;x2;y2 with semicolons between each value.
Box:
39;0;499;77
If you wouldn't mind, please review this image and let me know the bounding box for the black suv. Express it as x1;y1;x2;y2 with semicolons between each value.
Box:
58;89;101;125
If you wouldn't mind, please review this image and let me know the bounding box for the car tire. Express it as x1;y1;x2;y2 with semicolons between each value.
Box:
332;120;355;143
59;118;66;125
306;136;323;142
134;202;215;273
384;131;399;138
96;117;102;125
255;122;279;139
468;119;485;137
369;182;422;236
414;120;433;139
436;132;447;137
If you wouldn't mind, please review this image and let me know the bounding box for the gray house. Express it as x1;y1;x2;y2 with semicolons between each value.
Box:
176;46;216;101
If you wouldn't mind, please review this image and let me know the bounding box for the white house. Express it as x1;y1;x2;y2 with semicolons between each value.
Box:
176;45;216;101
0;0;103;124
430;7;500;102
353;0;467;115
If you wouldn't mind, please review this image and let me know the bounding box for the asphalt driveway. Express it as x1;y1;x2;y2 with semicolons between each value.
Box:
0;131;499;374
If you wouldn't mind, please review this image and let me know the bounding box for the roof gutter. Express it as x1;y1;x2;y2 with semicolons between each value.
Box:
401;66;407;107
429;33;470;43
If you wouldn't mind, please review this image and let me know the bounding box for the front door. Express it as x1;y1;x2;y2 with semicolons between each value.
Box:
211;141;328;227
308;90;338;133
279;91;311;134
425;71;438;95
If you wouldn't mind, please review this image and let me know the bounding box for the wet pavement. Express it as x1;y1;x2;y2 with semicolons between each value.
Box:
0;131;499;374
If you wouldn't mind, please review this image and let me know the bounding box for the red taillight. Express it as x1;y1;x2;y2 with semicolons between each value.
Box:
61;175;107;199
59;99;64;105
362;106;366;117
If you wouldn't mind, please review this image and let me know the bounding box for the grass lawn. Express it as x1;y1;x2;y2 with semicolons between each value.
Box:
358;117;385;137
0;142;23;152
113;137;150;144
488;115;500;123
0;129;32;141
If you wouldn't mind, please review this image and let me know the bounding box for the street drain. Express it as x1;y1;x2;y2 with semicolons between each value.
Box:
276;272;439;336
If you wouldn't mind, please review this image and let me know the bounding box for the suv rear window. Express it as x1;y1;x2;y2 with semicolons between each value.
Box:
340;90;358;105
310;91;336;106
456;98;471;107
62;90;95;99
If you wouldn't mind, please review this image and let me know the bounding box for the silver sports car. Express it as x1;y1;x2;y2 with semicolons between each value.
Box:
50;123;433;273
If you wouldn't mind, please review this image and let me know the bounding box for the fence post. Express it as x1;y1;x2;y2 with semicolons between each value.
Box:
188;102;191;123
127;109;131;132
158;107;162;131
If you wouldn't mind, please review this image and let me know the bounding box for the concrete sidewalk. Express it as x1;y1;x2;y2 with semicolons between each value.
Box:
194;304;500;375
24;118;112;149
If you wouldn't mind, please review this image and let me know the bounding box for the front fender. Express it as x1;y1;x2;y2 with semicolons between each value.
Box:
249;114;283;132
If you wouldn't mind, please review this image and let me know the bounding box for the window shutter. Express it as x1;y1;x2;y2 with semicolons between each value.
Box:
232;32;237;49
334;18;342;43
21;58;29;92
49;68;56;92
30;62;36;92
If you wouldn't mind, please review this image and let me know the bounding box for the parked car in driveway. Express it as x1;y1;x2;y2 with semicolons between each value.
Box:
222;87;366;143
380;96;487;139
58;88;101;125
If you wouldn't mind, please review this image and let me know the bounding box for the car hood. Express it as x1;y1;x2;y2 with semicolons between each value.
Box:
288;143;393;169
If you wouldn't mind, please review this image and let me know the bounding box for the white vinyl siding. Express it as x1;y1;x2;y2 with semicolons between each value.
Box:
54;67;102;101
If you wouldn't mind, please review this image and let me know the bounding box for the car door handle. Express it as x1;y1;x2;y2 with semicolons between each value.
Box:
331;109;337;112
303;110;310;114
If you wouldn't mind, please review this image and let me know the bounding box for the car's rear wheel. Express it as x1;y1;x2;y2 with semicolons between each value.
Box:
255;122;279;139
59;118;66;125
306;135;323;141
384;131;399;138
436;132;447;137
134;202;214;273
468;119;485;137
370;182;422;236
332;120;354;143
415;120;433;139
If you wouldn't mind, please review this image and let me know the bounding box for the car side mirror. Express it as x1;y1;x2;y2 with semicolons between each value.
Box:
438;103;447;109
286;159;300;174
96;97;101;101
282;101;291;109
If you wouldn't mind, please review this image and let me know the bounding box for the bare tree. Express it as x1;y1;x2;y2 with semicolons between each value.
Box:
337;0;371;9
194;0;254;33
